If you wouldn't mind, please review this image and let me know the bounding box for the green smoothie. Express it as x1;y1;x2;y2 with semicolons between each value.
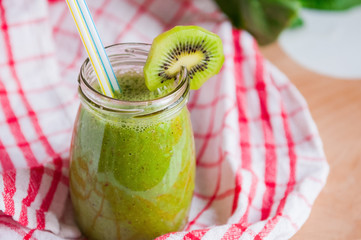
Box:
70;71;195;240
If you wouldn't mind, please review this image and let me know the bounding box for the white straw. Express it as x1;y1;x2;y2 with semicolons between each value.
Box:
65;0;121;97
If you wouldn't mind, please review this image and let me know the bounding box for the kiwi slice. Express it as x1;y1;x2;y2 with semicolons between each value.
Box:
144;26;224;91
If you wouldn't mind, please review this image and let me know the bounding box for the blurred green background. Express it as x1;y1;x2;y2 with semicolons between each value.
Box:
214;0;361;45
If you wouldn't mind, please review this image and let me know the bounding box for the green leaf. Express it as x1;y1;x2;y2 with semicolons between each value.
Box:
299;0;361;10
214;0;301;45
289;16;304;29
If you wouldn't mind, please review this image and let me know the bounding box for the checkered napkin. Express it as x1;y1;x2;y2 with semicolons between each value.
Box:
0;0;329;239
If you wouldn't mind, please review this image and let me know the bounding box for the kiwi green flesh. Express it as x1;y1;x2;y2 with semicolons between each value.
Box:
144;26;224;91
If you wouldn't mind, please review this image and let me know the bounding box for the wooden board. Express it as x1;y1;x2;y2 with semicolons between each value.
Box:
260;43;361;239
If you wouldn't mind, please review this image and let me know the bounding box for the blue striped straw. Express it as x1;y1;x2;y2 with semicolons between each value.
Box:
65;0;121;97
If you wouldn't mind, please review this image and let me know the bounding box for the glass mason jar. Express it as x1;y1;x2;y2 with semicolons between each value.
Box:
69;43;195;240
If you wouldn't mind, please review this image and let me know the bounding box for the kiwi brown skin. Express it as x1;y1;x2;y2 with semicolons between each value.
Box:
144;26;224;91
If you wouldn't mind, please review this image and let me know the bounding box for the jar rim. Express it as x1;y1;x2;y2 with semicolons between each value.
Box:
78;43;189;116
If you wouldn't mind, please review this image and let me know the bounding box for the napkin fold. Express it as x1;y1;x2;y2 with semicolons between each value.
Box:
0;0;329;239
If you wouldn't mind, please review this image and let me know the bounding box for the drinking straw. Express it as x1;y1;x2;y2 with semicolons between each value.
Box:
65;0;121;97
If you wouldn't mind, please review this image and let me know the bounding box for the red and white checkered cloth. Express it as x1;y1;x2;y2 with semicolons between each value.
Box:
0;0;329;239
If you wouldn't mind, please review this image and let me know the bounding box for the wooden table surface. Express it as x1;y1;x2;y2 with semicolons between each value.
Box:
260;44;361;239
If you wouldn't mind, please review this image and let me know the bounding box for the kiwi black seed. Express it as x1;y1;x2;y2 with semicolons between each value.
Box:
144;25;224;91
